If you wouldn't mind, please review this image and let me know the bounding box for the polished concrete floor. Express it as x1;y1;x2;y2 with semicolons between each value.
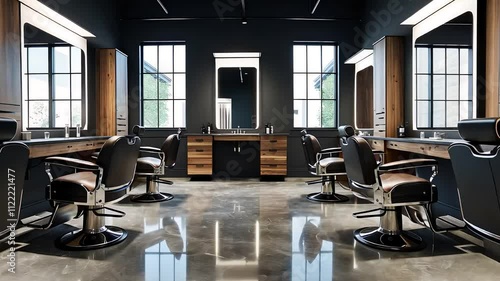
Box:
1;178;500;281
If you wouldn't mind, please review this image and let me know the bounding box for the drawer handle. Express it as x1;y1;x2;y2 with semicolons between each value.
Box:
195;139;204;142
269;140;277;143
269;149;278;152
196;164;204;168
195;149;204;152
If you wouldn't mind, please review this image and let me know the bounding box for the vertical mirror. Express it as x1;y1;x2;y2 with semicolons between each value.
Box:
346;50;374;130
214;53;260;130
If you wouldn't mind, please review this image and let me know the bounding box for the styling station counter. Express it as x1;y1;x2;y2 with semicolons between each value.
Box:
13;136;109;159
185;133;288;177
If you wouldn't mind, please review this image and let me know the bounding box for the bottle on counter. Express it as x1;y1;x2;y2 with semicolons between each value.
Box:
398;124;405;137
265;123;270;134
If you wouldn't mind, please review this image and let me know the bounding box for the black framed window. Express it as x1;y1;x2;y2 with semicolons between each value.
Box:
24;45;84;128
293;44;338;128
141;43;186;128
415;46;473;129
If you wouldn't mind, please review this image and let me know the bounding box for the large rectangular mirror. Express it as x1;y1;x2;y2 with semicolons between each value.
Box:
411;0;476;129
214;53;260;130
346;49;374;130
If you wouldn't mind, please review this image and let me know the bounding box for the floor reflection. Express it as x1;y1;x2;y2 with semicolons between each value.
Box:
144;217;187;281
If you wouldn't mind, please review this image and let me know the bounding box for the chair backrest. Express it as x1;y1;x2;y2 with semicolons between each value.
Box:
97;136;141;188
161;133;181;168
300;129;322;169
449;118;500;241
340;136;378;186
0;118;29;237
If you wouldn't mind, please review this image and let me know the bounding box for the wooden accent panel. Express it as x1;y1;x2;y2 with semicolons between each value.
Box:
367;139;384;152
96;49;128;136
28;139;106;159
187;136;213;175
260;135;287;175
213;134;260;141
386;141;449;159
385;37;404;138
486;0;500;117
356;66;374;129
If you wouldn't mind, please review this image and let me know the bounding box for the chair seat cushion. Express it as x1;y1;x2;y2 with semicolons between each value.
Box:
380;173;433;203
316;157;345;174
136;157;162;173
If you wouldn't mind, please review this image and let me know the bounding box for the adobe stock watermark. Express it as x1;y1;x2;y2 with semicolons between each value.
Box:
212;0;242;21
6;168;17;274
339;0;404;58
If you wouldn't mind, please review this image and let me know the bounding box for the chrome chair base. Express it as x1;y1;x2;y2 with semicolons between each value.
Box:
131;192;174;203
354;226;426;252
306;192;349;203
56;226;127;250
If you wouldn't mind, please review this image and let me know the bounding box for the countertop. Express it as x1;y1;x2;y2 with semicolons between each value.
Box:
8;136;109;146
362;136;466;146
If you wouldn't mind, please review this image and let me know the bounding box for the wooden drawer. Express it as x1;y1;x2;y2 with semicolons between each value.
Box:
260;164;287;176
29;140;106;159
187;136;213;146
386;141;450;159
187;164;213;175
260;149;287;165
368;139;384;151
187;146;212;157
260;137;287;150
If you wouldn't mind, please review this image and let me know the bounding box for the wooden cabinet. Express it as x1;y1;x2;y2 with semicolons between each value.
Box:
260;135;287;176
373;36;404;138
187;136;213;175
96;49;128;136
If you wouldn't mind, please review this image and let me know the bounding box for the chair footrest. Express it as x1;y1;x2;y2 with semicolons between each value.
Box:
21;206;59;229
353;208;387;218
434;215;466;231
305;179;323;185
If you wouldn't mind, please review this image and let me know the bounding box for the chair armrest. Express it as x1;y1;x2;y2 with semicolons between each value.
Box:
316;147;342;162
45;156;101;171
140;146;161;153
378;159;438;172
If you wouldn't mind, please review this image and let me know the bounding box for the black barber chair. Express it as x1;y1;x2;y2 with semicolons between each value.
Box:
300;129;349;202
340;132;438;251
0;118;29;238
449;118;500;242
132;131;181;203
43;135;141;250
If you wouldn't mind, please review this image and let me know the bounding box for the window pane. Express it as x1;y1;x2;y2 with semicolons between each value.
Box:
417;101;430;128
54;100;71;127
417;75;431;100
28;47;48;73
143;74;158;99
460;48;472;74
71;47;82;73
71;74;82;99
143;45;158;73
174;45;186;73
174;100;186;128
321;100;335;127
433;48;446;74
293;74;306;99
460;101;473;120
447;75;459;100
307;100;321;127
54;74;71;99
433;101;446;127
446;48;459;74
159;100;173;127
322;45;335;73
159;45;173;73
460;75;472;100
321;74;335;99
416;47;430;73
308;74;321;99
307;46;321;73
28;74;49;99
433;75;446;100
159;73;173;99
446;101;459;127
72;101;82;127
174;74;186;99
143;100;158;127
294;100;306;127
54;46;70;73
293;45;306;73
29;101;49;127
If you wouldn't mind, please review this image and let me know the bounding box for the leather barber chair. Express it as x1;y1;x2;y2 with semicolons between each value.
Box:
340;132;438;251
43;135;141;250
0;118;29;238
300;129;350;202
449;118;500;242
132;131;181;203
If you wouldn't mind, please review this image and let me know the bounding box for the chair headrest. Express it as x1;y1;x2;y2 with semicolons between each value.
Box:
0;118;18;142
338;125;355;138
132;125;145;137
458;118;500;144
300;129;308;138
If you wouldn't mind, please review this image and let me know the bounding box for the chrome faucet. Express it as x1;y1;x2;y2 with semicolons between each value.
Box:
237;126;240;134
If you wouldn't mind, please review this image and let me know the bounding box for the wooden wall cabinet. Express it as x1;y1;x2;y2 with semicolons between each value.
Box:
96;49;128;136
260;135;287;176
373;36;404;138
187;136;213;175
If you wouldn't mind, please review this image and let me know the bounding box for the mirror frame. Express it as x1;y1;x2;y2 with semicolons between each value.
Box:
214;52;261;130
19;0;94;130
346;49;374;130
411;0;477;130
